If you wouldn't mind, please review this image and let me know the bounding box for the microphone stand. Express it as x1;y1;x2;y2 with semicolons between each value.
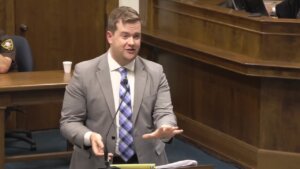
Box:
99;79;128;169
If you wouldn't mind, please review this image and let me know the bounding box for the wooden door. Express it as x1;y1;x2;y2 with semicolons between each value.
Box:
13;0;107;130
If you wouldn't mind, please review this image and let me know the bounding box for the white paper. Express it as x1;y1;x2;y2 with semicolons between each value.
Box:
156;160;198;169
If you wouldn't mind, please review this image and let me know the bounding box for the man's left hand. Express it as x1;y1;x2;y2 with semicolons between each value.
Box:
142;125;183;140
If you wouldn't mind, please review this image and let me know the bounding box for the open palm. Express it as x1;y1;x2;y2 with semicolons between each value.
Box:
142;125;183;140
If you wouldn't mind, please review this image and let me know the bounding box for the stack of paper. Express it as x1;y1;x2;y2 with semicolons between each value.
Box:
156;160;198;169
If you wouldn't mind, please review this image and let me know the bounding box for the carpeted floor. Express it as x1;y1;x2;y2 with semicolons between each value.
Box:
5;129;241;169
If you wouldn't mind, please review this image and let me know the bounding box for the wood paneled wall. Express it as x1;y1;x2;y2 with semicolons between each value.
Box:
2;0;118;130
0;0;14;33
140;0;300;169
0;0;5;29
13;0;106;70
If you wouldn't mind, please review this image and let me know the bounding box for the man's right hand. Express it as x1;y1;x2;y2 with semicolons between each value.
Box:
90;132;105;156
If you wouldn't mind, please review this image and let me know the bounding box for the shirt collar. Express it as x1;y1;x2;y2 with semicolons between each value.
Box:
108;49;135;72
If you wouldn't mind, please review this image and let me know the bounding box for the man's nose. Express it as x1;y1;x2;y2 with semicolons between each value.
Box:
127;37;134;45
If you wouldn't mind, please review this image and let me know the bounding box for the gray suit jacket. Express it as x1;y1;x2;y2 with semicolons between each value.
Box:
60;53;177;169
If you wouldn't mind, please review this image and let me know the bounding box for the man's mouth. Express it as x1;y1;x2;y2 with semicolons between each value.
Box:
126;48;135;53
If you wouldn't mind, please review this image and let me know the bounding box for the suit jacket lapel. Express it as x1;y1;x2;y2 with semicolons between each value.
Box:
132;57;147;125
96;54;115;117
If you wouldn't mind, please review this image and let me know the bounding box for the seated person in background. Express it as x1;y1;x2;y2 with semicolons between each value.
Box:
0;29;16;73
275;0;300;18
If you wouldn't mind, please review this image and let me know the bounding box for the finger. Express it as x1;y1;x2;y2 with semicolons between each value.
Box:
161;128;183;138
175;129;184;133
92;145;104;156
172;129;184;135
97;139;104;149
172;130;183;137
92;142;104;156
161;126;176;132
90;133;103;146
161;126;178;133
142;130;159;139
92;139;104;150
171;126;179;130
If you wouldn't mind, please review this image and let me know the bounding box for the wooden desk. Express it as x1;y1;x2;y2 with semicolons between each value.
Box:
0;70;72;168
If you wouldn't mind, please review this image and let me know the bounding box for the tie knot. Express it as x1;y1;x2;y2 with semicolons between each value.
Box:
118;67;128;77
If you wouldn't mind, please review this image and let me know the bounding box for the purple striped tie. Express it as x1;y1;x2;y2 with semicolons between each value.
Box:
118;67;134;161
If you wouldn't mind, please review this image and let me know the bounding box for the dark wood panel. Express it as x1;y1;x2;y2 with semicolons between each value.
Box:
14;0;106;70
260;79;300;152
0;0;14;33
192;60;260;146
16;103;62;130
155;51;260;146
176;113;257;169
0;0;5;29
157;52;194;118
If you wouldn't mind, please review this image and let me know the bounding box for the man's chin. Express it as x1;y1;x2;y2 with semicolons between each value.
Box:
124;53;137;60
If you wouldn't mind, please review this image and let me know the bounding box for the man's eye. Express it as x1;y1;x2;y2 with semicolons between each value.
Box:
122;34;129;39
133;35;140;40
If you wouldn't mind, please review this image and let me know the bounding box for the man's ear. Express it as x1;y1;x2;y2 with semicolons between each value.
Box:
106;31;113;44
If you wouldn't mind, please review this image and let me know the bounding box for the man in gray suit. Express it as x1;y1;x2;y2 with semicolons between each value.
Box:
60;6;183;169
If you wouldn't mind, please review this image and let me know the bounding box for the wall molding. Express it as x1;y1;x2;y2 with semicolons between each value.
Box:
177;112;300;169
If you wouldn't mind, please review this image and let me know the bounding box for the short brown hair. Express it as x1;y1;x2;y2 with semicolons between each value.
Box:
107;6;141;33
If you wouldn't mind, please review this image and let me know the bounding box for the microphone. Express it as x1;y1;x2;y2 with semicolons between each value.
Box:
100;79;129;169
